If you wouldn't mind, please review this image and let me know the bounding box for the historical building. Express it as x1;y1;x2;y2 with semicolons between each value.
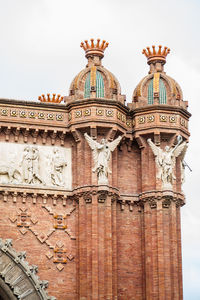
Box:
0;39;190;299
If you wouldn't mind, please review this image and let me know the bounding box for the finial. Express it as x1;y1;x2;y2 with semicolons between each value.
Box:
142;45;170;65
80;38;109;59
38;93;64;104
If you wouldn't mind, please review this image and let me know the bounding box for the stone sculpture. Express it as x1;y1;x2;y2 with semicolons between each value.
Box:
147;135;188;189
20;146;33;184
84;133;122;184
50;147;67;186
0;164;21;184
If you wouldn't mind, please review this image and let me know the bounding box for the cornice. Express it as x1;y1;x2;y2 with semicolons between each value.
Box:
0;98;67;110
132;104;191;118
66;98;130;113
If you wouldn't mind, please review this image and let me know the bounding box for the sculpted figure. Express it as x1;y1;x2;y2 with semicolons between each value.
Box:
51;148;67;186
84;133;122;184
147;135;188;189
20;146;43;185
20;146;33;184
32;147;44;184
0;165;21;184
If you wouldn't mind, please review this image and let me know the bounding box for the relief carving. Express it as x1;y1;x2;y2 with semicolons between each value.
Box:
148;135;188;190
84;133;122;184
0;143;71;189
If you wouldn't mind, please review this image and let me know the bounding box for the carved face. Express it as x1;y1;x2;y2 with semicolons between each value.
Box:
53;148;59;154
32;147;38;153
24;146;30;152
100;138;106;145
165;146;170;152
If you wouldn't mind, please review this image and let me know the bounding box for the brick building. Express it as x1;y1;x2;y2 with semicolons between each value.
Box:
0;39;190;299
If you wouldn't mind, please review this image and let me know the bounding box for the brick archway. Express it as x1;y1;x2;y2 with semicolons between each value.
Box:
0;239;56;300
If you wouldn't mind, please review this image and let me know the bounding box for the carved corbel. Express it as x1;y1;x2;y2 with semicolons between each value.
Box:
107;127;117;142
53;195;57;206
59;131;66;146
154;132;160;146
41;129;48;144
126;138;133;152
90;127;97;140
12;191;18;203
32;193;37;204
51;130;57;145
32;128;39;144
4;126;11;142
83;192;92;204
13;127;20;142
22;192;27;203
135;134;146;149
3;191;9;202
23;128;30;143
98;191;108;203
42;194;48;204
71;129;81;142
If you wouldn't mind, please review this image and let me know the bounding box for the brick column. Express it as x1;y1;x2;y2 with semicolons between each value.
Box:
143;195;183;300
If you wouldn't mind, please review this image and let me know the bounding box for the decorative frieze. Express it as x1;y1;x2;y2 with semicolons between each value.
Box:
0;107;64;123
0;143;72;189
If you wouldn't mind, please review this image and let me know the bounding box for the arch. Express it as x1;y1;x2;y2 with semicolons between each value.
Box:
96;71;104;98
0;239;56;300
148;79;154;104
84;72;91;98
159;79;167;104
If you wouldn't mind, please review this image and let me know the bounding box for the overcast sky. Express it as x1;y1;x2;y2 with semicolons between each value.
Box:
0;0;200;298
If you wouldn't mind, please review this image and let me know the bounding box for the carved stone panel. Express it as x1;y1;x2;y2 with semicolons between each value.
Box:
0;143;72;189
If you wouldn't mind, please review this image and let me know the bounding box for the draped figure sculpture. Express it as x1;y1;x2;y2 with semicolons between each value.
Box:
147;135;188;190
84;133;122;184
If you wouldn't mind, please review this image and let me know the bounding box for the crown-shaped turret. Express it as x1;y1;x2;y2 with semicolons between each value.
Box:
142;45;170;73
80;39;109;59
38;93;64;103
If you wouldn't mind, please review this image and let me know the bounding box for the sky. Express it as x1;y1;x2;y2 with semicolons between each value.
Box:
0;0;200;298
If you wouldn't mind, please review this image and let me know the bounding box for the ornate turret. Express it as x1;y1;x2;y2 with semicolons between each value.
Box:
65;38;125;103
132;45;187;109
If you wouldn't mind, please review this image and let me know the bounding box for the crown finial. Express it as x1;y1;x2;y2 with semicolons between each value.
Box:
38;93;64;104
142;45;170;65
80;38;109;60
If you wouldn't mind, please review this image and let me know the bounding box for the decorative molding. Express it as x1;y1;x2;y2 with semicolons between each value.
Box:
83;108;91;116
138;116;145;124
96;108;104;116
147;115;155;122
169;115;176;123
159;114;167;122
9;207;38;235
106;109;114;117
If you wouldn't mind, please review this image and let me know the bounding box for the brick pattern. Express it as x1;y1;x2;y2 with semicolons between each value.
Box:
0;93;190;299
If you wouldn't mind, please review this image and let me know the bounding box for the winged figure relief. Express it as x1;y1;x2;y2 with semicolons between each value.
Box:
147;135;188;189
84;133;122;184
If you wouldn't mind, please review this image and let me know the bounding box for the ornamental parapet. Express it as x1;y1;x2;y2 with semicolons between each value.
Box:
132;105;190;137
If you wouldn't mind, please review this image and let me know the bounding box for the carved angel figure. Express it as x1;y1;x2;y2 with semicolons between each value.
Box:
147;135;188;190
84;133;122;184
